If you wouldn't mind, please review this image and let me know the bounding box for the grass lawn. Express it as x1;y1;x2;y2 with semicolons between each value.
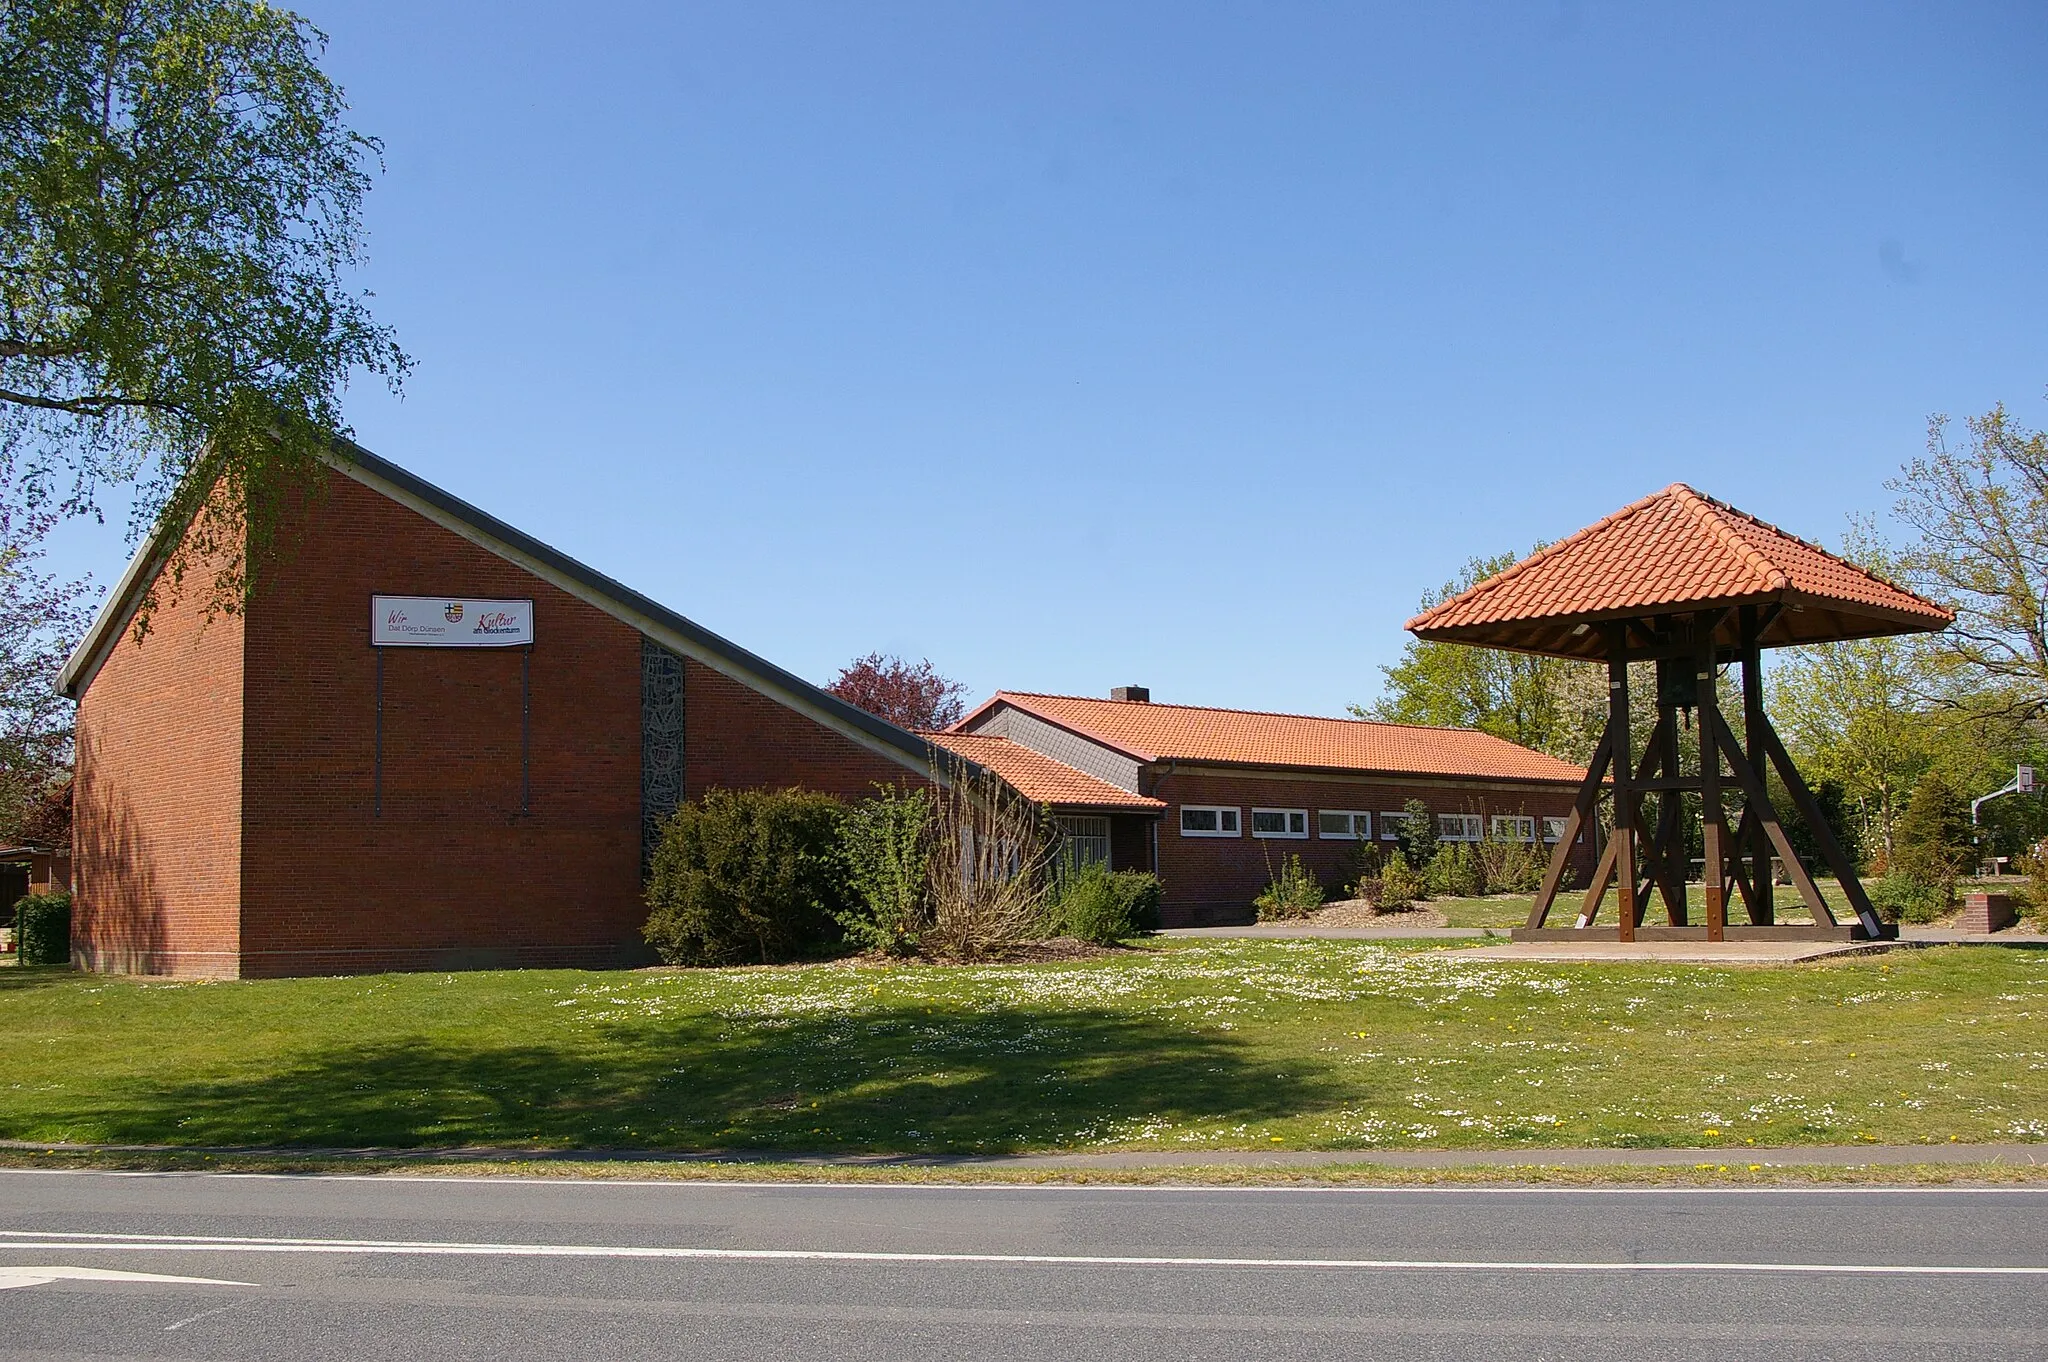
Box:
1433;882;1878;930
2;940;2044;1156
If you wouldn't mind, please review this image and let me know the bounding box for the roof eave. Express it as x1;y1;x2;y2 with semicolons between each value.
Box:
1149;755;1587;786
61;438;962;784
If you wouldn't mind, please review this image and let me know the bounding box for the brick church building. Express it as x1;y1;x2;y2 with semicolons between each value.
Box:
60;444;942;978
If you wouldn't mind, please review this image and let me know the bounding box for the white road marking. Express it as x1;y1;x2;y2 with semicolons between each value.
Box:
164;1303;244;1331
0;1230;2041;1276
0;1265;255;1291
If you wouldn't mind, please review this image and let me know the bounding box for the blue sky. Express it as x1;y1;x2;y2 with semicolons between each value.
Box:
49;1;2048;717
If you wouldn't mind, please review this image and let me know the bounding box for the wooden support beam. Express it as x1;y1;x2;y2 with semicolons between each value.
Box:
1707;709;1837;928
1578;832;1622;926
1729;804;1761;916
1655;707;1686;924
1526;720;1614;930
1695;613;1728;943
1632;777;1704;793
1757;716;1887;938
1606;630;1637;943
1740;607;1774;926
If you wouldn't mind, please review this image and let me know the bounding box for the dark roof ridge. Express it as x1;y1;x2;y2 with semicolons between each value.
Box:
59;438;960;782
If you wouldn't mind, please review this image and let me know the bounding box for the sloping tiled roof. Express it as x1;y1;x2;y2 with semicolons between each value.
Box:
957;694;1586;785
58;440;950;782
1405;484;1952;660
922;733;1166;810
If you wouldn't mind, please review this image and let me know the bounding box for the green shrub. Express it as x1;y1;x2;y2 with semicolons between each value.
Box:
15;891;70;967
1476;833;1548;895
1051;863;1161;943
1377;852;1426;908
837;786;932;955
1425;843;1484;898
1255;854;1325;921
1868;873;1945;925
643;788;851;966
1341;838;1385;898
1397;799;1437;865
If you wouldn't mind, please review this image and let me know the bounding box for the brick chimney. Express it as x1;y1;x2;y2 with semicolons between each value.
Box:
1110;686;1150;703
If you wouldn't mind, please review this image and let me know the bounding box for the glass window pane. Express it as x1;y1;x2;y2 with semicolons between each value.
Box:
1182;808;1218;832
1219;809;1239;832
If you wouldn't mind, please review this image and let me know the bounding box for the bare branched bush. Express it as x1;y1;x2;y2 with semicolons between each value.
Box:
923;755;1058;957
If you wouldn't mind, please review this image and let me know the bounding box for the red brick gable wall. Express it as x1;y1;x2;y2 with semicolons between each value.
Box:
73;548;246;978
73;461;946;978
1150;768;1593;926
683;658;927;802
234;468;646;976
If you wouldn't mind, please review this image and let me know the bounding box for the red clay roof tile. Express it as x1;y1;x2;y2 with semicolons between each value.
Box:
958;694;1586;785
1406;484;1951;658
922;732;1166;810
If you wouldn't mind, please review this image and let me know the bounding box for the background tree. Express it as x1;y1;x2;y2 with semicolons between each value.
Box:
1;0;406;616
1888;770;1976;897
0;460;95;842
1890;397;2048;722
1362;549;1600;758
1768;522;1942;859
1362;547;1649;767
826;653;969;731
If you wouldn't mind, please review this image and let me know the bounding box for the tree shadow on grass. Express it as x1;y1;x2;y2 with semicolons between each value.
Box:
0;967;94;995
83;1004;1344;1155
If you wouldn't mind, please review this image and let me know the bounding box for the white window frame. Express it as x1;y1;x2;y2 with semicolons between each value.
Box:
1379;812;1408;841
1490;815;1537;844
1541;816;1569;844
1317;810;1371;840
1251;807;1309;839
1180;805;1242;838
1437;813;1484;843
1056;815;1112;869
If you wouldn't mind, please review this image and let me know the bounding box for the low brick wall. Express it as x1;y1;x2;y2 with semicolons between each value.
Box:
1958;892;2018;933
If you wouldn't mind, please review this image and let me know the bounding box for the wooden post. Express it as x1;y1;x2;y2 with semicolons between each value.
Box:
1740;607;1774;925
1526;721;1613;930
1607;627;1637;943
1655;706;1686;924
1758;717;1887;938
1695;613;1727;943
1709;709;1838;928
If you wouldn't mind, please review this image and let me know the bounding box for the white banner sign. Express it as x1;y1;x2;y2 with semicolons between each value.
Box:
371;596;534;647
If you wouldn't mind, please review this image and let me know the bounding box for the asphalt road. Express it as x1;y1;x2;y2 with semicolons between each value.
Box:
0;1171;2041;1360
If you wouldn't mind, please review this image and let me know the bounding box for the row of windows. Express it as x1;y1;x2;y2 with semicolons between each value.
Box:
1180;806;1567;843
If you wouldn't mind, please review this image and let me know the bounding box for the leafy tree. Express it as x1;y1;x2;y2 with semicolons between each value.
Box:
1775;776;1862;879
1;0;407;616
1768;577;1939;860
1362;548;1604;760
0;462;94;841
827;653;968;731
1888;770;1975;897
1891;397;2048;722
